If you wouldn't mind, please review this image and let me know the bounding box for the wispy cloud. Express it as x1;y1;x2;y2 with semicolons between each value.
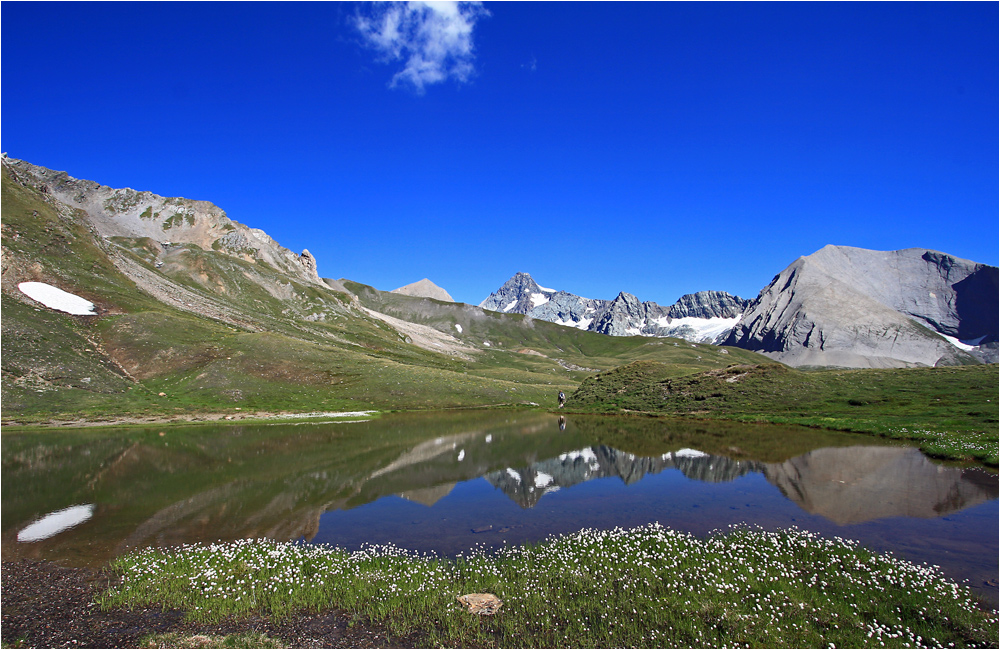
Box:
355;1;489;93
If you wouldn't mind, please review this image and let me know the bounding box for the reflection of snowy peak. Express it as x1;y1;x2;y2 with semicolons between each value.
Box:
669;452;764;483
480;273;749;344
480;442;998;523
484;446;761;508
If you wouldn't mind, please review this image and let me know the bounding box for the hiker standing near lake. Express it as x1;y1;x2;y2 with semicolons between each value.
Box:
558;391;566;408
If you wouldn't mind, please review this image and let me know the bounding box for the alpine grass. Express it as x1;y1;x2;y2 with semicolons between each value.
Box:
100;524;998;648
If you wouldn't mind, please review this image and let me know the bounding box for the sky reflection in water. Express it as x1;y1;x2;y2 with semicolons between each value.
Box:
3;411;996;604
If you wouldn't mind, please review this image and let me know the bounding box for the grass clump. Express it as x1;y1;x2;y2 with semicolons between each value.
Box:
100;525;998;648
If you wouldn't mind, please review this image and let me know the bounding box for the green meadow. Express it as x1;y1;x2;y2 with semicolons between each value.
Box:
101;525;998;648
567;361;999;465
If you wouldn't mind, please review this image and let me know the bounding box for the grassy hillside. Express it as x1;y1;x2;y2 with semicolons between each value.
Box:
1;168;771;424
567;360;999;464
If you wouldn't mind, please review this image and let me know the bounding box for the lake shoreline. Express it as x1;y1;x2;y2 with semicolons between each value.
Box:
0;558;412;649
0;410;381;431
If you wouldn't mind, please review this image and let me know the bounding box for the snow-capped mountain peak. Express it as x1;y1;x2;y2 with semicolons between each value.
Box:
480;273;749;344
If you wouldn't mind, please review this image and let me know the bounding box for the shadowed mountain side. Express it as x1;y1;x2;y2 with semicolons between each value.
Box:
762;446;999;525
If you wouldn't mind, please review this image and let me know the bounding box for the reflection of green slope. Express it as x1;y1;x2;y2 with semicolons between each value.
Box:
2;412;580;565
5;412;959;569
350;416;592;508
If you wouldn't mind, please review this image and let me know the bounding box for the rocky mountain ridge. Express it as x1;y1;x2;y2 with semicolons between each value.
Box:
2;155;320;286
483;244;999;368
722;245;998;368
5;155;996;372
484;446;760;508
479;272;748;344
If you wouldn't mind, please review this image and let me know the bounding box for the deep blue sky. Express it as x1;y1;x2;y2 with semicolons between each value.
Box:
3;2;996;306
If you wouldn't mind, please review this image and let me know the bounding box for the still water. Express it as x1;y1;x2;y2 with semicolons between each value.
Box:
3;411;997;604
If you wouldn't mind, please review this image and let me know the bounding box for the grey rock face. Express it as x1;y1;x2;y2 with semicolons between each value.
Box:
669;291;750;319
2;156;321;285
592;292;668;336
722;245;997;367
480;273;746;344
529;291;605;328
479;272;555;314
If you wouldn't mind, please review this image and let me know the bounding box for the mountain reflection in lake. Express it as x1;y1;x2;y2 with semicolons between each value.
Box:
3;411;997;605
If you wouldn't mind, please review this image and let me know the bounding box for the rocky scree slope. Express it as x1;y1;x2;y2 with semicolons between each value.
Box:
3;155;320;285
480;272;748;343
721;245;998;368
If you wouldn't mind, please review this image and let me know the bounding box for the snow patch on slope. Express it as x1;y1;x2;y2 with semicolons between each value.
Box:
18;282;96;315
530;292;550;308
939;333;986;352
656;315;741;340
673;448;709;459
555;316;594;330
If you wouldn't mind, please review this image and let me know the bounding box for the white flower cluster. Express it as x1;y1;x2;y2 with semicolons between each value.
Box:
893;427;998;460
105;524;997;648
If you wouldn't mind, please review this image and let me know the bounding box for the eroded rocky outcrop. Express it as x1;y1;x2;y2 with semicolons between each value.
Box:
722;245;998;367
3;156;321;286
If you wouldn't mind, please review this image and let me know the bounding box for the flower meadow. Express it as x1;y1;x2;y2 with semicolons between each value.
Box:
888;428;999;466
100;524;998;648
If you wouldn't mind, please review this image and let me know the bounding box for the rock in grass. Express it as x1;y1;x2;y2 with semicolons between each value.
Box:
457;593;502;615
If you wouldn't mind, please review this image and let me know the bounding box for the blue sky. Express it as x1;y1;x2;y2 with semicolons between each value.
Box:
3;2;996;306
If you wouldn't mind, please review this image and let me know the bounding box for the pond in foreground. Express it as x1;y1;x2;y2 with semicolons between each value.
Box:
2;411;997;605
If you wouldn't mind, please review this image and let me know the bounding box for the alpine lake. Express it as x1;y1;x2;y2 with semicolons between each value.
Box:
3;410;997;607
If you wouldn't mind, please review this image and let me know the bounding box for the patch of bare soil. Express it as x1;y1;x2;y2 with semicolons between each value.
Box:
1;560;417;649
359;307;478;361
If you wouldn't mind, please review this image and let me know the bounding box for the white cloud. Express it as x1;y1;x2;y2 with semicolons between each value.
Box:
356;1;489;93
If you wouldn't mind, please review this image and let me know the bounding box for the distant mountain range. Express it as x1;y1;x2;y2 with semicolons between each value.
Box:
480;246;998;368
479;272;748;344
4;153;996;381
